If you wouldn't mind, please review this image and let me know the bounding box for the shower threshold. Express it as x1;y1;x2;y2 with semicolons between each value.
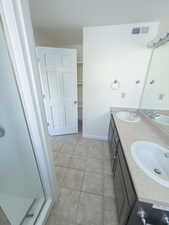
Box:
0;193;34;225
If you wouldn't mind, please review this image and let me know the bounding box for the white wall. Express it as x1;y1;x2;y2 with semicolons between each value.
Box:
83;22;159;140
34;29;83;59
157;16;169;35
141;42;169;110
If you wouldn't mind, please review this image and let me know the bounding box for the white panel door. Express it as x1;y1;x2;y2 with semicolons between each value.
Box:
37;47;78;136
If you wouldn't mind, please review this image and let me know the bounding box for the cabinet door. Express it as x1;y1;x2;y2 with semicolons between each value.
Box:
118;143;136;206
108;118;116;158
113;127;119;146
108;119;114;151
114;156;130;225
112;147;118;175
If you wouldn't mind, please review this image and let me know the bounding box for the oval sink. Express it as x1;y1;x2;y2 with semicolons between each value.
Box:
131;141;169;188
116;111;140;123
153;114;169;126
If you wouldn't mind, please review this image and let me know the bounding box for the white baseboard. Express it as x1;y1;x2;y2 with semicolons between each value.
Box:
83;134;107;141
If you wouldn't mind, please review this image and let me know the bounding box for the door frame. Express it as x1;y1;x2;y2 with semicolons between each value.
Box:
0;0;58;224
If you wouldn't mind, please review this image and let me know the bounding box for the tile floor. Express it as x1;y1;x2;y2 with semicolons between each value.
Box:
46;133;118;225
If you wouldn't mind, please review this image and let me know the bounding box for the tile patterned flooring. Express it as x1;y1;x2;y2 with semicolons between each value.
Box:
46;133;118;225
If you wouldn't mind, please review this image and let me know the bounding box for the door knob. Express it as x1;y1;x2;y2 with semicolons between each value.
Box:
74;101;78;104
0;127;5;138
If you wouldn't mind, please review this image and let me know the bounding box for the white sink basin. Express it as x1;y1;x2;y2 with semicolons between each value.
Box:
153;114;169;126
116;111;140;123
131;141;169;188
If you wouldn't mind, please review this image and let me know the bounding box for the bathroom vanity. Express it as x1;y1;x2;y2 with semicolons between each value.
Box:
108;112;169;225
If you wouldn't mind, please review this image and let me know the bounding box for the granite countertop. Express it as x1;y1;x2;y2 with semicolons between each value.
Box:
111;108;169;206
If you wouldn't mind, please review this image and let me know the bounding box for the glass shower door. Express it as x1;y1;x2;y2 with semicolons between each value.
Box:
0;19;45;225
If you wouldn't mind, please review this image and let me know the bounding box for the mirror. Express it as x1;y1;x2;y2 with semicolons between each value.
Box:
140;40;169;132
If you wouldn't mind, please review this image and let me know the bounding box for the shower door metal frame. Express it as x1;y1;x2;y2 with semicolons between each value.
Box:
0;0;59;224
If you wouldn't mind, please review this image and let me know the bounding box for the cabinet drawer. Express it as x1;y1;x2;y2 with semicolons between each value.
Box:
118;143;136;207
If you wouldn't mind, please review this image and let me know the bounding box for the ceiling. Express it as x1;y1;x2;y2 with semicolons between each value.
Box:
29;0;169;45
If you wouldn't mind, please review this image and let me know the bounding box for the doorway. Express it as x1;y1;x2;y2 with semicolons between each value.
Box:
37;46;83;135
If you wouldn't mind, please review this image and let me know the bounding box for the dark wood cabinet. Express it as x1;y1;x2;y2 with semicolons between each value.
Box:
108;115;136;225
117;143;136;207
108;115;119;173
108;115;169;225
108;115;114;150
114;155;131;225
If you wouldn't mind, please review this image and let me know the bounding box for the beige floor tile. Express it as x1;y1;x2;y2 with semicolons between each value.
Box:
86;158;103;173
92;141;105;150
104;210;118;225
82;172;103;195
45;209;57;225
78;138;94;146
54;188;80;224
53;151;60;159
69;156;86;170
103;196;116;211
77;192;103;225
55;167;66;186
103;147;111;159
52;142;63;152
87;146;104;160
54;153;71;168
61;134;80;145
103;175;115;197
49;136;63;150
49;134;115;225
103;141;109;150
104;159;112;175
62;168;84;190
60;143;76;155
73;144;89;158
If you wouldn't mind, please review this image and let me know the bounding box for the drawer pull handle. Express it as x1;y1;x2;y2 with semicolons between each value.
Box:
162;214;169;225
137;208;147;225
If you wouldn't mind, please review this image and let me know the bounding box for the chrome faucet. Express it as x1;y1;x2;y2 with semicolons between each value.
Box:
146;111;160;119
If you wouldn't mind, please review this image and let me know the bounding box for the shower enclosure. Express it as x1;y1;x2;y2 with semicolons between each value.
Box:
0;0;57;224
0;0;62;222
0;17;46;225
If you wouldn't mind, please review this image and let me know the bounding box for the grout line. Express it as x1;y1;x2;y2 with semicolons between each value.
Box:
80;190;104;197
51;134;111;225
75;190;82;225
